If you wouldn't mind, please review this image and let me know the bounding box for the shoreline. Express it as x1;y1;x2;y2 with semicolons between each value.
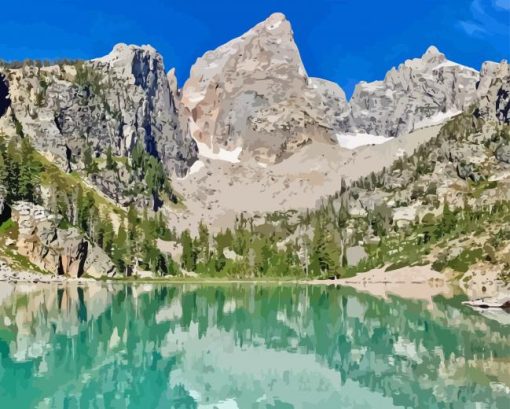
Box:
1;264;507;302
308;265;458;301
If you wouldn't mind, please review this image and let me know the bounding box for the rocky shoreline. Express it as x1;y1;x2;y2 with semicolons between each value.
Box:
0;261;94;284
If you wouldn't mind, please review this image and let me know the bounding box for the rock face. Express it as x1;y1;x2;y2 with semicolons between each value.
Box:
180;13;349;163
0;14;505;174
11;202;115;278
346;46;480;137
1;44;197;176
180;15;498;162
476;60;510;123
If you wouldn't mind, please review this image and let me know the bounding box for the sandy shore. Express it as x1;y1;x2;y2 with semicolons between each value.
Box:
308;265;458;301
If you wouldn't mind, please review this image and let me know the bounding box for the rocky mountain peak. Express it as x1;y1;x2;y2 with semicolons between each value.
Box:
421;45;445;64
347;46;480;137
180;13;348;164
0;41;198;204
259;12;289;32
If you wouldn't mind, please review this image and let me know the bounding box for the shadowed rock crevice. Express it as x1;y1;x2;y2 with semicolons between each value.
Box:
0;74;10;117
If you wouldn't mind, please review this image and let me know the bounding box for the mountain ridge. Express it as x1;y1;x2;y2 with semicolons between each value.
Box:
0;12;508;285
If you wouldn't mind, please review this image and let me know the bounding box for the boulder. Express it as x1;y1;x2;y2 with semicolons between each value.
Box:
456;162;483;182
495;145;510;164
346;246;368;267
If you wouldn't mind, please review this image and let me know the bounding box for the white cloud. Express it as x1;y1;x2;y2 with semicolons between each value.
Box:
494;0;510;10
457;20;486;37
457;0;509;38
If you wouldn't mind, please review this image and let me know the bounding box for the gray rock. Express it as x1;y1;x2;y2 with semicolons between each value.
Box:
495;144;510;164
10;201;115;278
1;43;198;187
456;162;483;182
345;46;480;137
476;61;510;123
346;246;368;267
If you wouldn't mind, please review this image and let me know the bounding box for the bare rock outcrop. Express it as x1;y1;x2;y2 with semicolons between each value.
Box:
346;46;480;137
476;60;509;123
180;13;349;164
11;202;115;278
0;43;197;177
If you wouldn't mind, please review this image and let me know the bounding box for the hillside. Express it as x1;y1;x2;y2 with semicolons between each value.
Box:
0;12;508;286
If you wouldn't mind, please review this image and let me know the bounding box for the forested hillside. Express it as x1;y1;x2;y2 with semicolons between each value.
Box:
1;101;509;283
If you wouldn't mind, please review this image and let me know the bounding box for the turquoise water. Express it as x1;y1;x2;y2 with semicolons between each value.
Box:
0;282;508;408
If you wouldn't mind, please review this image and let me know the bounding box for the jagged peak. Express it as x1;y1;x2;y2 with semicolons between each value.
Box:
93;43;161;64
167;68;178;95
421;45;446;64
243;12;293;38
423;45;441;57
261;12;288;29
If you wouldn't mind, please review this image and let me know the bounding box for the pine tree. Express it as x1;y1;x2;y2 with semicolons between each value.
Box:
0;152;7;189
83;145;98;175
5;140;20;201
18;138;40;203
112;224;128;274
197;221;210;263
105;146;117;171
181;229;196;271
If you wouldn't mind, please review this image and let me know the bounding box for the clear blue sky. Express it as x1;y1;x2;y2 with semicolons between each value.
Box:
1;0;508;97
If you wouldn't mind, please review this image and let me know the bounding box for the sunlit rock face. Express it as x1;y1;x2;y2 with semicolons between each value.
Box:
476;60;510;123
180;13;350;164
346;46;480;137
11;201;115;278
0;43;197;177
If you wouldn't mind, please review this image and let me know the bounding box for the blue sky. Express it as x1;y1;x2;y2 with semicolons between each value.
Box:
1;0;508;97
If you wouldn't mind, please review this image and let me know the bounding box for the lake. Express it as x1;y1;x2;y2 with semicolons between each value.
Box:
0;282;509;408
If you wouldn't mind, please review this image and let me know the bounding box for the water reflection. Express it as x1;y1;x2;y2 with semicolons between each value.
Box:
0;283;508;408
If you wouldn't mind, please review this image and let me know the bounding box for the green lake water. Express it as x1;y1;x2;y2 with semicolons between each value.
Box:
0;282;509;408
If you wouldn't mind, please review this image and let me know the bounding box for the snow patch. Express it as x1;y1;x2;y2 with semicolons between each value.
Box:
433;60;478;73
188;160;205;175
196;141;242;163
267;19;282;30
335;133;393;150
358;81;385;92
414;110;461;129
186;92;207;104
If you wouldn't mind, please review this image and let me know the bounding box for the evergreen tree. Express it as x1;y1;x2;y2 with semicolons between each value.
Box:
197;221;210;263
105;146;117;171
83;145;98;175
180;229;196;271
112;224;128;274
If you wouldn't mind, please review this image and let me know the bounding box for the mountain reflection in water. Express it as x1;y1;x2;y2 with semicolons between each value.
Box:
0;282;508;409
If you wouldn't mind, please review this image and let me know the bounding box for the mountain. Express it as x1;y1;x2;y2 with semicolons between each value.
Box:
344;46;480;137
0;44;198;205
0;12;508;283
180;13;349;164
179;14;503;166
